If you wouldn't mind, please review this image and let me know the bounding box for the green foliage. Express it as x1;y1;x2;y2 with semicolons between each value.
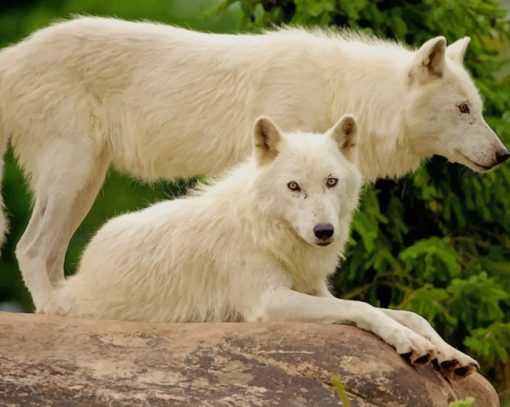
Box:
330;375;351;407
466;322;510;362
448;397;475;407
220;0;510;394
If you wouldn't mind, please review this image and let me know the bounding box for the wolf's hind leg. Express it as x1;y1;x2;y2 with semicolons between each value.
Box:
15;139;107;312
45;148;110;284
15;198;55;310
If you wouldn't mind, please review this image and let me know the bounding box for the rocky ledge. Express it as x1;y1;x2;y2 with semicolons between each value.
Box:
0;312;498;406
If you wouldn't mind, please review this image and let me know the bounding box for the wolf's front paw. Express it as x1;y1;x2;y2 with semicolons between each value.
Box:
390;327;434;365
433;346;479;379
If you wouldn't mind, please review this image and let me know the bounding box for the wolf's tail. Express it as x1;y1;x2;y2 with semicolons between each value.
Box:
0;133;8;253
0;67;9;253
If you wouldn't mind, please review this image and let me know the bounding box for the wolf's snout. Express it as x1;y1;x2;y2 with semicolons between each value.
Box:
313;223;334;240
496;148;510;165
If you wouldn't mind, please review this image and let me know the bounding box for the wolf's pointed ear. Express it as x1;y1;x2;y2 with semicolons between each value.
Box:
329;114;358;163
410;36;447;84
446;37;470;63
253;116;281;165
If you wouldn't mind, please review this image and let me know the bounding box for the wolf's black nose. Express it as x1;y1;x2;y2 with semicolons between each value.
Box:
313;223;334;240
496;149;510;164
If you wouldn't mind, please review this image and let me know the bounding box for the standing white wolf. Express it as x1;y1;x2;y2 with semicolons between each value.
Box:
37;115;478;378
0;17;508;297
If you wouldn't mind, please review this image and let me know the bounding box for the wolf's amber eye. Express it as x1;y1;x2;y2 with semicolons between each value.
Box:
458;102;470;114
326;177;338;188
287;181;301;192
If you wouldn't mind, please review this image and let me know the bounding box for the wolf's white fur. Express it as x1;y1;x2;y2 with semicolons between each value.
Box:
0;18;506;290
0;17;506;289
48;116;362;320
36;116;476;374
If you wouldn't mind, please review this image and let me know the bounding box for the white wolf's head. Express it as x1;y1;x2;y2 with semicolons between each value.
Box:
252;115;362;247
405;36;509;172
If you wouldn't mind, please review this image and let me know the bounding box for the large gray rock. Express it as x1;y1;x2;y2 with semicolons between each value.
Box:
0;312;498;406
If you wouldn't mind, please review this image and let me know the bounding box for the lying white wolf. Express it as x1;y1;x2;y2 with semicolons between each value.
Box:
0;17;507;303
36;115;478;378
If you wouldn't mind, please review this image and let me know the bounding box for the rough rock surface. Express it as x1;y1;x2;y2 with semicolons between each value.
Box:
0;312;498;406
